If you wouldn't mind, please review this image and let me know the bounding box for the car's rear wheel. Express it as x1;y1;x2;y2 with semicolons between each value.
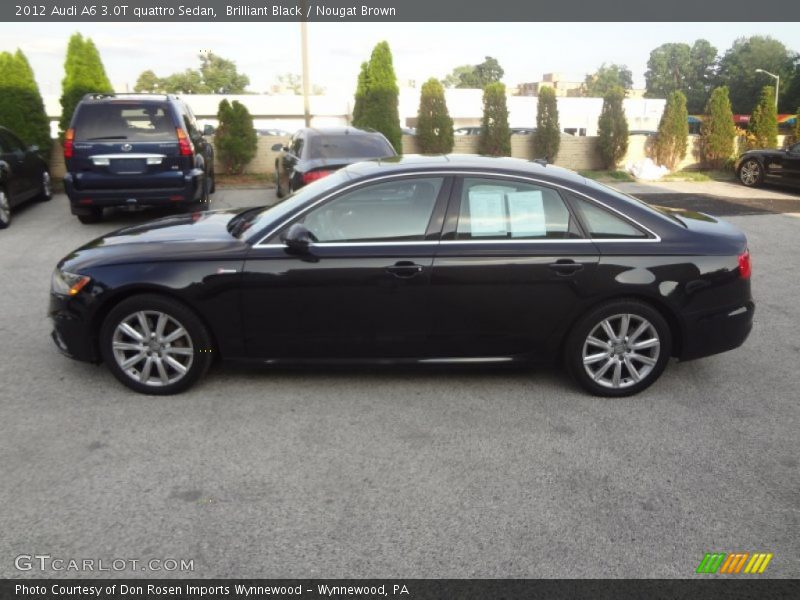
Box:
565;299;671;397
0;188;11;229
275;167;285;198
100;294;213;395
738;159;764;187
38;171;53;201
77;208;103;224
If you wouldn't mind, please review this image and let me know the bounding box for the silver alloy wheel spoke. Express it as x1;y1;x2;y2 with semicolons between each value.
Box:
112;310;194;387
582;313;661;389
0;192;9;224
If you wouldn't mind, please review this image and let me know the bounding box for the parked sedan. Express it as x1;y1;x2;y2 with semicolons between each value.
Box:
0;126;51;229
272;127;396;198
50;155;754;396
736;141;800;188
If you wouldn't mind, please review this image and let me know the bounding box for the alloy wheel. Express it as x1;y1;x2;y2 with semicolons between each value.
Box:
111;310;194;387
582;313;661;389
42;171;52;198
0;190;10;226
739;160;761;186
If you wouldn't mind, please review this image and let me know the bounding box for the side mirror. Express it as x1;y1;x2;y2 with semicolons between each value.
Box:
271;143;284;152
28;145;39;153
282;223;316;254
203;124;216;136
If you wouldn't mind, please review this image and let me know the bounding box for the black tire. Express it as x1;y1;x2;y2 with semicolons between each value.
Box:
100;294;213;395
564;299;672;397
208;169;216;194
738;158;764;187
0;187;11;229
38;171;53;201
77;209;103;224
275;166;285;199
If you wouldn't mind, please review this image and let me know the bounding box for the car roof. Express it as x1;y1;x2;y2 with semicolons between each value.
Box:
300;127;386;137
342;154;587;185
79;93;176;104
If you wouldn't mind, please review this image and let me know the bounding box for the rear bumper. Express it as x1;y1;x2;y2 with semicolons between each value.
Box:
64;169;205;214
679;301;755;361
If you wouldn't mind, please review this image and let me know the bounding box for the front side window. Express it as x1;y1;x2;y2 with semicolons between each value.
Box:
569;194;647;239
0;131;24;153
299;177;443;243
456;178;579;240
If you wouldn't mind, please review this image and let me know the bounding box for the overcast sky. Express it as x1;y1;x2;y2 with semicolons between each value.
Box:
1;22;797;96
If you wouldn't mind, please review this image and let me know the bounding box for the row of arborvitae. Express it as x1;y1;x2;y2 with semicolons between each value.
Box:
0;49;51;152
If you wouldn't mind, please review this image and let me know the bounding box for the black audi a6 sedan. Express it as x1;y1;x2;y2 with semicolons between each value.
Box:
50;155;754;396
735;141;800;188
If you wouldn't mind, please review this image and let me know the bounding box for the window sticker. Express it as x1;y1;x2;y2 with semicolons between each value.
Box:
468;191;507;236
507;191;545;237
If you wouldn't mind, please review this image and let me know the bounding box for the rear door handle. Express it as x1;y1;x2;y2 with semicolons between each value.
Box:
386;261;424;278
548;259;584;276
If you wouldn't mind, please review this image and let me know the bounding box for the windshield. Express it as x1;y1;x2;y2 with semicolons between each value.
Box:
582;178;684;226
237;169;353;241
306;135;395;160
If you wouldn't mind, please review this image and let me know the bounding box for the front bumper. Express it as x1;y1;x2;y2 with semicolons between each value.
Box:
679;301;755;361
48;292;99;363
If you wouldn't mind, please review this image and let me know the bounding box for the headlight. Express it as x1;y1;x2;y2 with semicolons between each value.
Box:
51;269;91;297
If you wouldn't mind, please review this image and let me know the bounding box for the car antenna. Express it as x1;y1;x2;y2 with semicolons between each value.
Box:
533;157;548;166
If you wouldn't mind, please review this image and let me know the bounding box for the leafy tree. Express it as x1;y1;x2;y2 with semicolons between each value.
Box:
597;86;629;169
534;86;560;161
133;52;249;95
352;62;369;125
793;107;800;145
645;40;718;113
700;86;736;168
654;91;689;170
59;33;113;136
351;41;402;154
750;86;778;149
416;78;454;154
442;56;504;89
273;73;325;95
581;63;633;97
716;36;797;113
215;99;257;174
478;82;511;156
0;49;51;152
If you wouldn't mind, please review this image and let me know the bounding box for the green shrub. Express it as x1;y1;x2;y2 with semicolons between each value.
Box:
597;86;628;168
534;86;560;161
0;50;51;152
700;86;736;168
352;42;402;154
59;34;113;137
416;78;454;153
654;91;689;170
750;86;778;149
215;99;258;175
478;82;511;156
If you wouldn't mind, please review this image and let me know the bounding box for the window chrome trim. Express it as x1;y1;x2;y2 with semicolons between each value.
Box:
252;170;662;248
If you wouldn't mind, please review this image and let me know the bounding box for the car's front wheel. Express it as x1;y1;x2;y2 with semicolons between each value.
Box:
100;294;213;395
565;299;671;397
0;188;11;229
738;158;764;187
38;171;53;201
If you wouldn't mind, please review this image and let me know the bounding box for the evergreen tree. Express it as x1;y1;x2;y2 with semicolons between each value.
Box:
792;107;800;145
700;86;736;168
478;82;511;156
215;99;258;175
654;91;689;170
0;50;51;151
597;86;629;169
59;34;113;136
352;62;369;126
534;86;560;161
416;78;454;154
750;86;778;149
351;42;402;154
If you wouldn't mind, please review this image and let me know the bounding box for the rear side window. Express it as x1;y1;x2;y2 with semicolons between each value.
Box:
456;178;580;240
73;103;176;141
306;135;395;160
569;194;647;239
0;130;24;153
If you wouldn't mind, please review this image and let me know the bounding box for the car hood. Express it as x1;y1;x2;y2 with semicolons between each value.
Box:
59;209;249;271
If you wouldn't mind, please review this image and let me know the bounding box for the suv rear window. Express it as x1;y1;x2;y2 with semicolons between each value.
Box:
306;135;394;160
73;103;176;142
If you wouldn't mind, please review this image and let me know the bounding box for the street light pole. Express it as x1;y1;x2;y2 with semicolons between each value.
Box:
755;68;780;111
300;18;311;127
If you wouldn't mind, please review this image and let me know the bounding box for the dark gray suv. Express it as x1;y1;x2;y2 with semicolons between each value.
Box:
63;93;215;223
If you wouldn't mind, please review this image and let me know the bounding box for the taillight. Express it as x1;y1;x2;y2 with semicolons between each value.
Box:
738;249;751;279
64;128;75;159
176;128;194;156
302;170;333;185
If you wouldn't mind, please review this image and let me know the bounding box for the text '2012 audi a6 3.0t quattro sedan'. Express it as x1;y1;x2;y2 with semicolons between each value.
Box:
49;156;754;396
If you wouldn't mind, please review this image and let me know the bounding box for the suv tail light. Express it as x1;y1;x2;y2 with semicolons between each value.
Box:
302;170;333;185
64;128;75;159
738;249;751;279
176;128;194;157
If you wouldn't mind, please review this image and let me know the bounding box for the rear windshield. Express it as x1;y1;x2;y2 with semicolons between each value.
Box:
306;135;394;160
74;103;177;142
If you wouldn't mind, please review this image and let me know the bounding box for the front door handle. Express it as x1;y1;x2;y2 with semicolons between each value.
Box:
548;259;584;276
386;261;424;278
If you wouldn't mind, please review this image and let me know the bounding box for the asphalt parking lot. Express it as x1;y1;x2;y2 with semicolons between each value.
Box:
1;182;799;578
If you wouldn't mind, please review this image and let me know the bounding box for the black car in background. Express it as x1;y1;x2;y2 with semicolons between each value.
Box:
736;141;800;188
272;127;396;197
50;155;753;397
63;93;215;224
0;126;51;229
